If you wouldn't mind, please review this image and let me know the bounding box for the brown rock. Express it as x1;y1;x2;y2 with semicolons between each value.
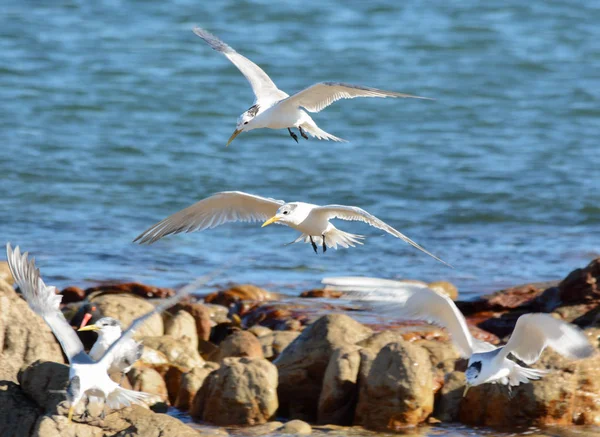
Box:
163;309;199;351
175;364;219;411
260;331;301;361
172;302;213;342
0;261;14;285
217;330;264;361
128;367;169;403
428;281;458;301
300;289;342;299
86;282;176;299
59;286;86;303
204;284;277;307
415;339;461;382
559;257;600;304
277;419;312;435
248;325;273;338
276;314;372;421
191;357;278;426
354;341;434;430
240;422;284;436
141;335;204;370
0;280;65;382
318;345;361;425
18;360;71;413
433;371;465;422
204;303;230;325
0;379;41;437
91;293;163;338
240;302;309;331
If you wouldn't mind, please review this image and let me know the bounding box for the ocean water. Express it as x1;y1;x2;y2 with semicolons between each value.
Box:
1;1;599;299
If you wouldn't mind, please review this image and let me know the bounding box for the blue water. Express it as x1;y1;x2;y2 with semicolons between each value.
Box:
1;1;599;299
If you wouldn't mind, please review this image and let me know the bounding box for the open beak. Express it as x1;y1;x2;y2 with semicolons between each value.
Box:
79;312;93;329
261;216;280;227
78;324;100;332
226;129;242;147
463;384;470;397
68;406;74;423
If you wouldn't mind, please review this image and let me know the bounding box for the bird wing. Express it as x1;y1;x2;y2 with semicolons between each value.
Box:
323;276;474;358
279;82;432;113
134;191;285;244
193;27;288;105
499;313;595;364
313;205;450;266
6;244;85;364
98;271;219;369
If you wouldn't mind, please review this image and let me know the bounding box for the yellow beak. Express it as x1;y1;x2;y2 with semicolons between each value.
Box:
226;129;242;147
78;324;100;332
261;216;280;227
68;406;74;423
463;384;470;397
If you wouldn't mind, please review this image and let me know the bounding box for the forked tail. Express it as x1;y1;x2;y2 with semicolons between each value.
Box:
300;121;347;142
105;386;157;410
287;229;364;250
508;363;549;387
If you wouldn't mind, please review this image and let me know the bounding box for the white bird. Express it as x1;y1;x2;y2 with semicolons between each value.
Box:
193;27;432;146
78;317;143;380
322;276;595;395
133;191;449;266
6;243;213;422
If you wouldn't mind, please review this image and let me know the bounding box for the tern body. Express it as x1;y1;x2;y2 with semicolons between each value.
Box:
192;28;432;146
134;191;449;265
323;277;595;393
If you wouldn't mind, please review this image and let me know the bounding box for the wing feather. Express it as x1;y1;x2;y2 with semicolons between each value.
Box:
193;28;288;105
280;82;432;113
323;276;474;357
134;191;285;244
500;314;595;364
314;205;450;266
6;244;85;363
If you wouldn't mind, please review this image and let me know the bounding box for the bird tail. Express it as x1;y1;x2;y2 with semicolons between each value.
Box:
508;363;549;387
300;121;347;142
105;387;157;410
286;229;364;250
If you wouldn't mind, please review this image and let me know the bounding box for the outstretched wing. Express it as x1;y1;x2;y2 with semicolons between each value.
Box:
280;82;432;113
6;244;85;363
134;191;285;244
500;313;595;364
313;205;450;266
323;276;474;357
193;27;288;105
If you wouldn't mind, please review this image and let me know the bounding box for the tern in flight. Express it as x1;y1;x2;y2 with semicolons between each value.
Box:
193;27;432;146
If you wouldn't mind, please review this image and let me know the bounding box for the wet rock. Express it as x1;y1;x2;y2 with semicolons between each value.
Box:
276;314;372;421
355;341;434;430
318;345;361;425
141;335;204;370
59;286;86;303
300;289;342;299
277;419;312;435
0;261;14;285
163;309;199;351
191;357;278;426
86;282;176;299
559;257;600;304
204;284;277;307
0;379;40;437
216;330;264;361
0;280;65;382
428;281;458;301
433;371;465;422
240;422;284;436
260;331;300;360
240;302;309;331
91;293;163;338
172;302;213;342
128;367;169;403
175;363;219;411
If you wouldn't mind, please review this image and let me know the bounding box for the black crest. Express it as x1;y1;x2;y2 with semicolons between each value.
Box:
469;361;482;373
246;104;260;117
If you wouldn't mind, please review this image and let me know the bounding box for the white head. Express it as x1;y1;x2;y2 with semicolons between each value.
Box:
261;203;306;228
227;104;260;146
78;316;122;342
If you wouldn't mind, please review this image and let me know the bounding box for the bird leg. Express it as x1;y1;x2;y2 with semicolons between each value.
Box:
322;235;327;253
288;128;298;143
299;126;309;140
309;236;318;254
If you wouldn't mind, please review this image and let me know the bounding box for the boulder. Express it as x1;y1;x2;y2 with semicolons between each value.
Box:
300;289;342;299
275;314;372;421
204;284;277;307
18;360;69;413
260;331;300;361
141;335;204;370
428;281;458;301
59;286;86;303
86;282;176;299
0;380;41;437
0;280;64;382
90;293;163;338
433;371;465;422
216;330;263;361
240;422;284;436
559;257;600;304
248;325;272;338
203;304;230;325
128;367;169;403
175;363;219;411
171;302;213;342
163;309;199;351
354;341;434;430
276;419;312;435
0;261;14;285
317;345;361;425
191;357;278;426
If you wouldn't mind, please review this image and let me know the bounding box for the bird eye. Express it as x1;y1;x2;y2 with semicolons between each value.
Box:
244;122;248;125
283;211;289;215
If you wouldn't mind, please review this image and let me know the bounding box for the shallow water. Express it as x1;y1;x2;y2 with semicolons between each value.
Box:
1;1;599;299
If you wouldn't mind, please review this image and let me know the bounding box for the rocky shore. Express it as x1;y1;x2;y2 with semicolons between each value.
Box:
1;258;600;437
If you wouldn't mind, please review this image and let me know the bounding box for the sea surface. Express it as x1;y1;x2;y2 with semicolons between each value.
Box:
1;1;599;300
